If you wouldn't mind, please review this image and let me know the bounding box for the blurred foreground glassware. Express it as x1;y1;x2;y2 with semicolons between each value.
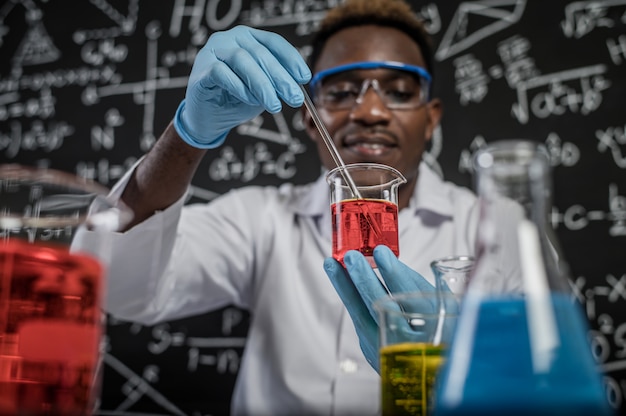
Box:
375;291;459;416
434;140;613;416
0;164;133;416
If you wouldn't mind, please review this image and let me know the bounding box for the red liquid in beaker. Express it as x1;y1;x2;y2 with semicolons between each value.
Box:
331;198;399;266
0;240;103;416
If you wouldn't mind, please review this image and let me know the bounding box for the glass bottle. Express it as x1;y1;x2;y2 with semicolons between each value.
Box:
433;140;612;416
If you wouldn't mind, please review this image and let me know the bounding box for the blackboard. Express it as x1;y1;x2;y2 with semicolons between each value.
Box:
1;0;625;415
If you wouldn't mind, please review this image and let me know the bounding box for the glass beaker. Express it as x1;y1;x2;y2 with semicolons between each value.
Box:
434;140;612;416
430;255;474;300
0;164;133;416
375;291;460;416
326;163;406;267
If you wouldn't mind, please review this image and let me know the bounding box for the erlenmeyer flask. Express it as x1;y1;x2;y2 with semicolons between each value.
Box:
433;140;613;416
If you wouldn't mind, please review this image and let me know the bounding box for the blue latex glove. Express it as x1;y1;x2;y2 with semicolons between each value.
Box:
324;245;448;372
174;25;311;148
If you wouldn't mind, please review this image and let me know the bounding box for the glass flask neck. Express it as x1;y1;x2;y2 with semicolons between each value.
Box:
470;140;571;295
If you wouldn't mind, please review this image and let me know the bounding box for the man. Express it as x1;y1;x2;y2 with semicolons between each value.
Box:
78;0;516;414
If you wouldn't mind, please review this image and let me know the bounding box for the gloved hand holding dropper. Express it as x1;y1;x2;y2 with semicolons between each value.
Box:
174;25;312;149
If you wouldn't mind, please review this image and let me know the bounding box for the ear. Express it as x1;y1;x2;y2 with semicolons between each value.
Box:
424;98;443;142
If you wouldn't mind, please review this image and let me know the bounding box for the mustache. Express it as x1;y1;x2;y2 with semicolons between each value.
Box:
341;126;400;144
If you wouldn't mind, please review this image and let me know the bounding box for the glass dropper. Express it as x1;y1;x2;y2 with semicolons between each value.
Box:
300;85;363;199
301;84;397;297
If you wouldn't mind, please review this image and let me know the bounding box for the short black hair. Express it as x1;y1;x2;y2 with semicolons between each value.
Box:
309;0;434;82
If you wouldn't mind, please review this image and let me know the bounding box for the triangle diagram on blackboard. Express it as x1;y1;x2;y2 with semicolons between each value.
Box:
101;353;188;416
435;0;527;61
14;20;60;66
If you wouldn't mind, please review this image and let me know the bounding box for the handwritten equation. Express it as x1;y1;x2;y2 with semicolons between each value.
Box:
101;307;249;416
572;272;626;409
0;0;624;415
0;0;323;187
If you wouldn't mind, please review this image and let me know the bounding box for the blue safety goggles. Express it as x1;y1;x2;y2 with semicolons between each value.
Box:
309;61;432;110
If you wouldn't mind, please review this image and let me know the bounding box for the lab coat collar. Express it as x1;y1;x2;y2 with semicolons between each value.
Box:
409;163;455;218
292;163;455;220
291;169;331;218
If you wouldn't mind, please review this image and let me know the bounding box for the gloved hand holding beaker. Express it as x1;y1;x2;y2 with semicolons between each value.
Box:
323;245;458;371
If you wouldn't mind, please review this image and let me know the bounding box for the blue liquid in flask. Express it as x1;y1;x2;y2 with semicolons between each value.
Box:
434;293;613;416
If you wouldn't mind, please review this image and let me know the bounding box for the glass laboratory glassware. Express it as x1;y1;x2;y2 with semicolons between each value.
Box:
0;164;133;416
326;163;406;268
375;291;460;416
433;140;613;416
430;255;474;300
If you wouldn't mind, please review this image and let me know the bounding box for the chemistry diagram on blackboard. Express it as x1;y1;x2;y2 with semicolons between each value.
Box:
0;0;625;414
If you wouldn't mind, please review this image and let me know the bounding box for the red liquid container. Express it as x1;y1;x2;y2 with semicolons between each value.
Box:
0;164;133;415
331;198;399;266
326;163;406;268
0;240;103;416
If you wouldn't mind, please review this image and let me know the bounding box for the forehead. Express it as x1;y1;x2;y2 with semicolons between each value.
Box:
314;25;426;73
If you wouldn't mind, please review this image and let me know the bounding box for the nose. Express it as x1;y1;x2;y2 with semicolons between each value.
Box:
350;80;392;122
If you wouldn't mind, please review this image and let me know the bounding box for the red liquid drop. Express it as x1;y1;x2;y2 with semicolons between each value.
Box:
0;240;104;416
331;198;399;266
